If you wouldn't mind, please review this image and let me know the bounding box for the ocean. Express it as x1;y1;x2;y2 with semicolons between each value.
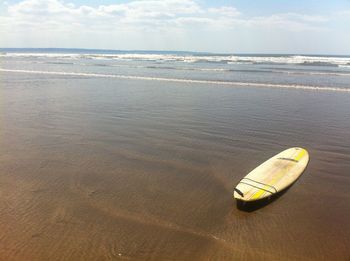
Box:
1;49;350;91
0;49;350;260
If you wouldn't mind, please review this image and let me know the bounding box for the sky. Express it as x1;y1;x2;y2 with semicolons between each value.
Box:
0;0;350;54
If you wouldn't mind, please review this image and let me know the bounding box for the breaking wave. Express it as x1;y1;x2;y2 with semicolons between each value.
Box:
1;68;349;93
1;52;350;67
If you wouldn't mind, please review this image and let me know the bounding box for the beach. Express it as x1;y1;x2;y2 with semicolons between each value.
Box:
0;50;350;260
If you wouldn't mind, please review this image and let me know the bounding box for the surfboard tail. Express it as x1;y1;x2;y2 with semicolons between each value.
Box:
234;188;244;197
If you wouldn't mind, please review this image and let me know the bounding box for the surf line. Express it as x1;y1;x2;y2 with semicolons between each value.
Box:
1;68;350;93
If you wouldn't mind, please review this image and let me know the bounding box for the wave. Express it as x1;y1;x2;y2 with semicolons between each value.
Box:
73;63;350;76
1;68;349;93
144;65;229;72
270;70;350;77
118;64;350;76
46;62;75;65
339;65;350;68
225;55;350;67
2;52;350;67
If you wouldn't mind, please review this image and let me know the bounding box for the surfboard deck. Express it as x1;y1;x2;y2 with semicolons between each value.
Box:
233;147;309;202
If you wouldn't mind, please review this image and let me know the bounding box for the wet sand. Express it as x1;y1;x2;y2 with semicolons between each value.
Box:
0;73;350;260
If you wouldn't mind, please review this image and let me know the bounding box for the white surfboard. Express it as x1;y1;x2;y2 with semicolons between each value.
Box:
233;147;309;202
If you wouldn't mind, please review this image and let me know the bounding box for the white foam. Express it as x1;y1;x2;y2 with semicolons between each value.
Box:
229;55;350;66
0;52;81;59
2;52;350;66
1;68;349;93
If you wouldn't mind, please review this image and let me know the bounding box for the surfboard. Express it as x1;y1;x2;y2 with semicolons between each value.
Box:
233;147;309;202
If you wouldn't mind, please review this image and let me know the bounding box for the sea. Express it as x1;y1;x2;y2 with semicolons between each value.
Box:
0;48;349;260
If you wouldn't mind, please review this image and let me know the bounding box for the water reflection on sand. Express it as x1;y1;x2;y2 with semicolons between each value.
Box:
0;73;350;260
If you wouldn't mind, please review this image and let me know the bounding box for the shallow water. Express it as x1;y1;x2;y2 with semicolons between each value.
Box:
0;51;350;260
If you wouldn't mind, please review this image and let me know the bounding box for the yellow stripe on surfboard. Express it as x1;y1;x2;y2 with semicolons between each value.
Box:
250;149;306;200
294;149;306;162
250;185;270;200
250;171;284;200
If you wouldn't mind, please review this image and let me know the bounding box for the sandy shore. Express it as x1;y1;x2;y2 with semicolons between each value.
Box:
0;72;350;260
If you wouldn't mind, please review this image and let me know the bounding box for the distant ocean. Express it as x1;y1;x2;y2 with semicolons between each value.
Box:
1;48;350;260
1;48;350;92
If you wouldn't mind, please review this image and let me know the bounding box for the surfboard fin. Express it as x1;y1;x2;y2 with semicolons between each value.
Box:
234;188;244;197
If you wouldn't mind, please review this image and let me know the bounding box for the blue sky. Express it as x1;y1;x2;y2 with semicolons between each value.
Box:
1;0;350;54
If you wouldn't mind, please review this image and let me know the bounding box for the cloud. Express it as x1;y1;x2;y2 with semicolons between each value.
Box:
245;13;329;32
0;0;346;53
336;10;350;16
4;0;237;29
1;0;328;32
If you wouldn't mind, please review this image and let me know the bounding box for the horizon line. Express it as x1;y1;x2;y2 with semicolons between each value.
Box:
1;47;349;57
